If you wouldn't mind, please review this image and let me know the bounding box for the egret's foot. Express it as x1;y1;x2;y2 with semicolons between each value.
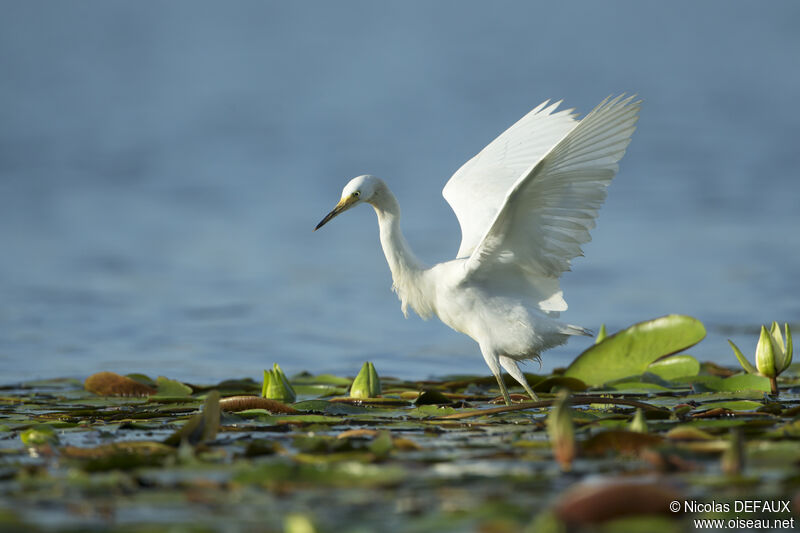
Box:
522;384;540;402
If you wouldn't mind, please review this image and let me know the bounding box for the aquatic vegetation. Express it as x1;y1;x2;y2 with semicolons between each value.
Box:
729;322;793;394
1;316;798;532
263;363;297;402
350;361;382;399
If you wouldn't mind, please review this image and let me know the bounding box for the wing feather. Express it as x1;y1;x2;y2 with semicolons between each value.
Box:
442;100;578;258
461;95;641;312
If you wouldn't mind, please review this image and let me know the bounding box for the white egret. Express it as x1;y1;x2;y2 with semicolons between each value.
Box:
315;95;640;405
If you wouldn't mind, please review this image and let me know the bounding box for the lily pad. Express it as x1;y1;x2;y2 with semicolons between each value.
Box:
582;430;663;455
85;372;157;397
703;373;772;392
155;376;193;397
564;315;706;386
646;354;700;380
694;400;763;412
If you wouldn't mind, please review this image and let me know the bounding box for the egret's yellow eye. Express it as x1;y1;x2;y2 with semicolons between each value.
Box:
353;191;360;198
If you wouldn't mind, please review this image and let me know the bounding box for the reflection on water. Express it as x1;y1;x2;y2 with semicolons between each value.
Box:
1;2;799;382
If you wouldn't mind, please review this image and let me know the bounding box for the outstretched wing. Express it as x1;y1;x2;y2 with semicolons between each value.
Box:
462;95;641;313
443;100;578;259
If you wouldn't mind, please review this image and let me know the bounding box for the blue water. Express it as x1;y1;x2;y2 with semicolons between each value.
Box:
2;2;799;384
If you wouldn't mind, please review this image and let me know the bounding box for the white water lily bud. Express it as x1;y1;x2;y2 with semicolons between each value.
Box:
755;325;777;379
769;322;793;373
729;322;793;395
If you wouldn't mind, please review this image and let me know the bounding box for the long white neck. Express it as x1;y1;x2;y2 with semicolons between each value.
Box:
370;184;434;319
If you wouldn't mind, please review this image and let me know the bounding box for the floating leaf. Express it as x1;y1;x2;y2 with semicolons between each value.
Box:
62;441;174;471
564;315;706;386
533;376;587;393
582;430;662;456
553;481;683;525
665;425;714;441
646;354;700;380
85;372;157;397
703;374;772;392
20;424;59;446
414;389;453;405
694;400;762;412
368;431;394;458
155;376;193;397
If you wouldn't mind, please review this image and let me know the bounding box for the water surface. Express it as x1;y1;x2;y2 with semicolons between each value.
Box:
1;1;799;382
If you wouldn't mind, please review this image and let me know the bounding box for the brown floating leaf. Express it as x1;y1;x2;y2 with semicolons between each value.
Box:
640;448;700;472
62;441;173;459
582;430;663;456
553;480;683;525
219;395;298;414
84;371;157;397
62;441;174;471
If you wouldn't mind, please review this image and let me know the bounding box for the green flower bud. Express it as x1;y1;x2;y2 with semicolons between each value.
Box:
350;361;381;399
755;325;777;378
262;363;296;403
729;322;793;395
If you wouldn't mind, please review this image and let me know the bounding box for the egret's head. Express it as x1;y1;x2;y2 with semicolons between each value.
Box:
314;175;382;231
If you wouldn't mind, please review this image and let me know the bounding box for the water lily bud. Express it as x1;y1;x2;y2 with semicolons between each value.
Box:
629;408;648;433
350;361;381;398
262;363;296;403
769;322;793;373
729;322;793;395
755;325;777;378
547;390;576;471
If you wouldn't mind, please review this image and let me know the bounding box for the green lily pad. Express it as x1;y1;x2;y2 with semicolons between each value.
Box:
646;354;700;380
533;376;588;393
154;376;193;397
564;315;706;386
694;400;763;412
703;374;772;392
20;424;59;446
607;381;672;392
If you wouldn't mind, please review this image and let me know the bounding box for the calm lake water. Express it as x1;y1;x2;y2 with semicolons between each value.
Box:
2;2;799;384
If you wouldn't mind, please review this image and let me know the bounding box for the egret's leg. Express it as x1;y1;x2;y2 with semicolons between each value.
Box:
499;356;540;402
479;345;511;405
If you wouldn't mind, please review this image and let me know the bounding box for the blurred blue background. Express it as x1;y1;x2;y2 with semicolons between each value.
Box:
1;1;799;383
